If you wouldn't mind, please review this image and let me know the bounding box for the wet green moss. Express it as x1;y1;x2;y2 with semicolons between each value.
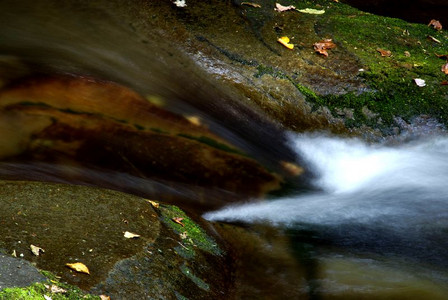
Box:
159;205;223;257
0;277;100;300
316;1;448;127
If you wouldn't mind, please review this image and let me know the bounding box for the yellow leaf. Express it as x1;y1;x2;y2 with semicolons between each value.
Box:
241;2;261;8
297;8;325;15
100;295;111;300
30;244;45;256
277;36;294;49
66;262;90;275
124;231;141;239
146;199;160;209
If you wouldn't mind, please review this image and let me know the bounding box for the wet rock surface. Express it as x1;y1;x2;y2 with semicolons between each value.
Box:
0;181;230;299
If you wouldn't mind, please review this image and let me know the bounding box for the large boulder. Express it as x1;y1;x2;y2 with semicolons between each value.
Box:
0;180;231;299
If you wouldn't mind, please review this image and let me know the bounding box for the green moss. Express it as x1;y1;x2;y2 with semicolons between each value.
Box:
0;281;100;300
315;1;448;127
180;264;210;291
159;205;223;257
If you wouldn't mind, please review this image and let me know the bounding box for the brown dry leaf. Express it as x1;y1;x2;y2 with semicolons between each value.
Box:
377;48;392;57
172;217;185;227
435;53;448;60
428;19;442;31
30;244;45;256
146;199;160;209
241;2;261;8
100;295;111;300
277;36;294;49
442;63;448;74
66;262;90;275
428;35;441;43
124;231;141;239
404;51;411;57
275;3;296;12
313;39;336;57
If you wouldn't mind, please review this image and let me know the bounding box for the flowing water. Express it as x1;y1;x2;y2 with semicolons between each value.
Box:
205;132;448;298
2;0;448;298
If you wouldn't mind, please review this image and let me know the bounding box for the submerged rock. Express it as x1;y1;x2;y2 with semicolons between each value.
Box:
0;180;231;299
0;76;285;203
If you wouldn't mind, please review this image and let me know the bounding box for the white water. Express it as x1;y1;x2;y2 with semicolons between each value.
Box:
205;133;448;265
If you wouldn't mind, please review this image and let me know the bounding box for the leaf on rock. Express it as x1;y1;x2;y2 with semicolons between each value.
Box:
49;285;67;294
442;63;448;74
414;78;426;87
241;2;261;8
427;35;441;43
173;0;187;7
280;161;304;176
313;39;336;57
377;48;392;57
277;36;294;49
297;8;325;15
124;231;141;239
66;262;90;275
275;3;295;12
30;244;45;256
436;53;448;60
428;19;442;31
146;199;160;209
172;217;185;227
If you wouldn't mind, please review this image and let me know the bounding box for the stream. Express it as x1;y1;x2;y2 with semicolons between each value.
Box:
206;132;448;298
1;0;448;299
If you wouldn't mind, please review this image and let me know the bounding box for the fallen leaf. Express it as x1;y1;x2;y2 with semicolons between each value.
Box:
30;244;45;256
377;48;392;57
428;19;442;31
313;39;336;57
442;63;448;74
172;217;185;227
297;8;325;15
173;0;187;7
427;35;441;43
100;295;111;300
441;80;448;85
185;115;202;126
11;250;17;257
241;2;261;8
124;231;141;239
436;53;448;60
275;3;295;12
277;36;294;49
49;285;67;294
404;51;411;57
414;78;426;87
66;262;90;275
280;161;304;176
146;199;160;208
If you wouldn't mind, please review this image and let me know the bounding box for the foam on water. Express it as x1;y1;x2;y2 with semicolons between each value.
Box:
204;133;448;227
